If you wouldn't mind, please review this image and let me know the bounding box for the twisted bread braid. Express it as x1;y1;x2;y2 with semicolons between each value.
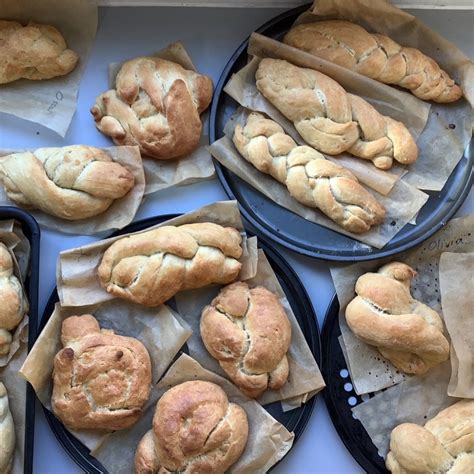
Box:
345;262;450;375
0;145;135;220
386;399;474;473
255;58;418;170
0;243;28;356
91;57;213;160
284;21;462;103
0;383;15;474
52;315;152;431
135;381;248;474
0;20;78;84
201;282;291;398
98;223;243;307
233;112;385;233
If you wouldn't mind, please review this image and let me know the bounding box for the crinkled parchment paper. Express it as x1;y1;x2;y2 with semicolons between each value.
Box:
0;0;98;137
106;41;215;194
57;200;258;307
352;361;458;458
292;0;474;190
19;300;191;452
439;252;474;398
174;249;325;409
330;214;474;395
0;146;145;235
93;354;295;474
209;108;428;250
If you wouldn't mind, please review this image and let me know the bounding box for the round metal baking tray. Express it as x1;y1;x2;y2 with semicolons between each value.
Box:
39;214;322;473
209;5;473;261
321;294;388;473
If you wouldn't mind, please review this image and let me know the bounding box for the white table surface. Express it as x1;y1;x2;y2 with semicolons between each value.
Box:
0;6;472;474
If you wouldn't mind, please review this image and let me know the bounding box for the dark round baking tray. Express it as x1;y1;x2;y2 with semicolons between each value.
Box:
39;214;322;473
321;294;388;473
209;5;473;261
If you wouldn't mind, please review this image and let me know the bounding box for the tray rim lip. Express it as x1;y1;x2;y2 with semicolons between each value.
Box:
321;292;388;474
38;212;322;473
208;5;474;261
0;206;41;474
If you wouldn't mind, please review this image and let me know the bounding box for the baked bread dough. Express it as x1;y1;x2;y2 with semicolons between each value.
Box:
0;243;28;356
255;58;418;170
0;382;15;474
91;57;213;160
200;282;291;398
135;380;248;473
386;399;474;473
233;111;386;233
345;262;449;375
0;20;78;84
0;145;135;220
98;223;243;307
52;314;152;431
284;21;462;103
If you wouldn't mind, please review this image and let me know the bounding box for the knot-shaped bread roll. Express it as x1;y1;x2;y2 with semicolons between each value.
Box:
284;21;463;103
233;111;385;233
0;145;135;220
135;380;248;474
345;262;449;375
0;20;78;84
52;315;152;430
0;243;28;356
201;282;292;398
91;57;213;160
255;58;418;170
0;382;15;474
98;223;243;307
386;399;474;473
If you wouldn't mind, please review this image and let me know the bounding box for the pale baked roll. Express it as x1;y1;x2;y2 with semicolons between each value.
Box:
0;382;15;474
135;381;248;474
0;145;135;220
201;282;292;398
91;57;213;160
52;314;152;430
345;262;450;375
0;20;78;84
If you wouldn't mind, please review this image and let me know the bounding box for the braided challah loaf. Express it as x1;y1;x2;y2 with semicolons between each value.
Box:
91;57;213;160
201;282;291;398
0;146;135;220
98;223;243;307
0;20;78;84
255;58;418;170
345;262;449;375
0;243;28;357
233;111;385;233
386;399;474;473
284;21;463;103
52;314;152;430
0;382;15;474
135;380;248;474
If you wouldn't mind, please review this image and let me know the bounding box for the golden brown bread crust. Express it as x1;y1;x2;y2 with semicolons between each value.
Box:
345;262;450;375
52;314;152;431
0;382;15;474
284;21;462;103
98;223;243;307
200;282;292;398
233;111;385;233
91;57;213;160
134;380;249;473
0;145;135;220
0;243;28;356
0;20;78;84
386;400;474;473
255;58;418;170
